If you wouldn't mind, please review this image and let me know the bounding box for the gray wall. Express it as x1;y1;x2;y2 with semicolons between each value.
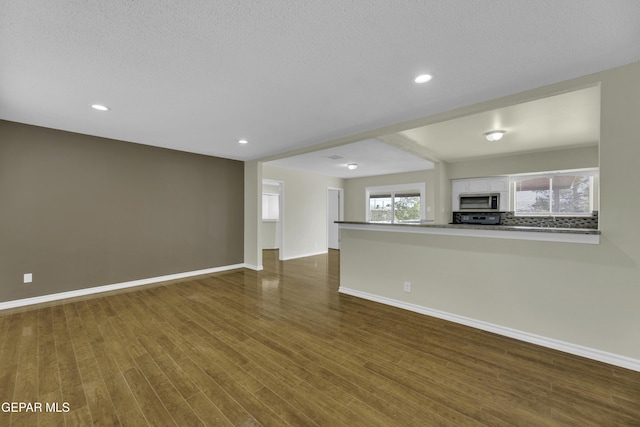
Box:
0;120;244;303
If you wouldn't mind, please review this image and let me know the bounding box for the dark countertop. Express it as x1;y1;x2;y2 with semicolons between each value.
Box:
336;221;600;235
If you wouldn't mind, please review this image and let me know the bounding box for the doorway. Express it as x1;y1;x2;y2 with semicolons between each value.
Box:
262;179;285;260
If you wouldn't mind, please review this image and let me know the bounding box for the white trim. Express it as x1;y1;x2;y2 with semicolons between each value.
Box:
243;264;264;271
281;250;328;261
279;181;285;260
0;263;247;311
339;222;600;244
338;287;640;372
327;187;344;250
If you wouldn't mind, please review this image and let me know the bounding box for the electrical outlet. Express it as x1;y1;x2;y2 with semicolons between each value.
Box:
403;281;411;292
24;273;33;284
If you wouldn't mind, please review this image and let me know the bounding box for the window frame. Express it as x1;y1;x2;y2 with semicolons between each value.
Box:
365;183;426;223
510;168;598;216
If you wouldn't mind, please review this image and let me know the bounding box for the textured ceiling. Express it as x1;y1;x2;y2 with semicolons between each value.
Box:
266;86;599;177
399;86;600;163
265;139;435;178
1;1;639;161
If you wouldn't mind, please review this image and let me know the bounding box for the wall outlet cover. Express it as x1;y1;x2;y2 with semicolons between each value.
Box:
24;273;33;284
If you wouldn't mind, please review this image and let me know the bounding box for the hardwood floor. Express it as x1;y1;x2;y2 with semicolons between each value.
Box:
1;249;639;426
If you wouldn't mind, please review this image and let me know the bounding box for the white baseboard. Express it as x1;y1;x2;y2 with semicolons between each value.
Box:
339;287;640;372
281;250;328;261
244;264;264;271
0;263;247;311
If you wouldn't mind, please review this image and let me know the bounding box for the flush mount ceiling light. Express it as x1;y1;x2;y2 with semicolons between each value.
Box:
484;130;506;142
347;163;358;170
237;139;248;144
91;104;110;111
413;74;433;84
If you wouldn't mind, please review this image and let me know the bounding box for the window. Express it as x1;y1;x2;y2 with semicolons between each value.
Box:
511;169;598;215
262;193;279;220
366;183;425;223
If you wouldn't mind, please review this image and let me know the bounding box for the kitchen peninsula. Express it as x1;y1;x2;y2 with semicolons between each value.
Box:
335;61;640;373
337;220;600;244
336;218;621;372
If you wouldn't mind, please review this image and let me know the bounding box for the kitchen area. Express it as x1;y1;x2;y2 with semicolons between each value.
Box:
342;170;600;244
337;62;640;372
342;83;602;237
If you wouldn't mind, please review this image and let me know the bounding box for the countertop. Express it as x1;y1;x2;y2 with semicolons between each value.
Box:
336;221;600;235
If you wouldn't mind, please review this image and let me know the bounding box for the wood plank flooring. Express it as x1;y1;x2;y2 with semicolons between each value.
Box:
1;249;639;426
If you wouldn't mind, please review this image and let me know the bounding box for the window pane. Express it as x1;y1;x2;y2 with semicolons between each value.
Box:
369;194;392;222
366;183;425;223
262;193;279;220
515;177;550;214
514;172;595;215
394;191;420;198
555;175;591;214
394;196;421;222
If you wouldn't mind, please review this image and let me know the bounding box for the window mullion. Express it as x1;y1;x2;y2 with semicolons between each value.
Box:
589;176;595;214
390;191;396;224
549;177;553;215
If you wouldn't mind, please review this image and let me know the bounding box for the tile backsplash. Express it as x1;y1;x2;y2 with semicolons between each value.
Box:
453;211;598;229
501;211;598;228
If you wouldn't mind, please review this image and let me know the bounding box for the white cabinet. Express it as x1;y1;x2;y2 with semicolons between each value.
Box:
451;176;510;211
498;191;509;211
487;178;509;192
468;180;489;192
452;180;469;194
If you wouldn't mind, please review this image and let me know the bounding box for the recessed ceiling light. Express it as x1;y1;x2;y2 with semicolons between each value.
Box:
238;139;248;144
91;104;110;111
347;163;358;170
484;130;506;142
414;74;433;84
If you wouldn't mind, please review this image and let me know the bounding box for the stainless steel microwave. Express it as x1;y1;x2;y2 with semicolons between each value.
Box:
459;193;500;211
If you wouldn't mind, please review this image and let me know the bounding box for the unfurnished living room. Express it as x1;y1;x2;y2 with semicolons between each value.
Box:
2;1;640;426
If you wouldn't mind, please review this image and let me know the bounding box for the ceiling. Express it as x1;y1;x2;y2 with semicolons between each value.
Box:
265;85;600;177
1;1;639;162
265;139;434;178
398;85;601;163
